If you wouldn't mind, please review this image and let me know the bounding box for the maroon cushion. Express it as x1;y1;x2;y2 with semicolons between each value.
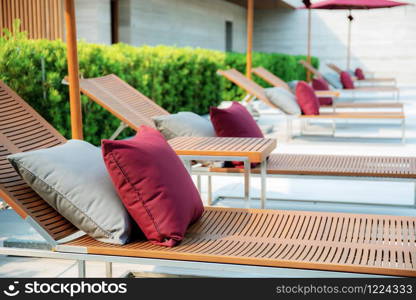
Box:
340;71;355;89
355;68;365;80
102;126;204;247
312;78;333;106
295;81;320;115
210;101;263;138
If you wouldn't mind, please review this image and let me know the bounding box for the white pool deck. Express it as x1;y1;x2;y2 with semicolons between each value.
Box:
1;87;416;277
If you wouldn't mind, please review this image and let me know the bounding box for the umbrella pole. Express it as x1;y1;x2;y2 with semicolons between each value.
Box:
347;11;352;71
246;0;254;79
64;0;83;140
307;8;312;82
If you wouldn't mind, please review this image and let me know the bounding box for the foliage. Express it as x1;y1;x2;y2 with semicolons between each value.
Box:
0;31;318;144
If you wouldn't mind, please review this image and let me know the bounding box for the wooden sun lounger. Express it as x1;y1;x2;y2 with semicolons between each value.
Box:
218;69;405;141
327;63;396;85
251;66;402;111
73;74;416;208
0;80;415;277
299;61;399;97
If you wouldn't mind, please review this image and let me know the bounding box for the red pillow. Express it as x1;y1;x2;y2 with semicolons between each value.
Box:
210;101;263;138
102;126;204;247
340;71;355;89
295;81;320;115
355;68;365;80
312;78;333;106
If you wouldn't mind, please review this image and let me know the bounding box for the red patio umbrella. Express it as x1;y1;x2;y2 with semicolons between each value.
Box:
302;0;409;71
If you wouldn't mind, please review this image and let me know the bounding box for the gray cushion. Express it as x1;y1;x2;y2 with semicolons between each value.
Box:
264;87;301;115
7;140;132;245
152;112;216;140
322;73;343;89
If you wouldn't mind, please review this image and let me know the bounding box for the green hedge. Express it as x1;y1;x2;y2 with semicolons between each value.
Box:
0;32;318;145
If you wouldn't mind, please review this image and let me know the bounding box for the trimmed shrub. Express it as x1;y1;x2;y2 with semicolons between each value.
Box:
0;32;318;145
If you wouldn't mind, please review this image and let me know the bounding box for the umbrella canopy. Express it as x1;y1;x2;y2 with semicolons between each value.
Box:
302;0;409;71
310;0;408;9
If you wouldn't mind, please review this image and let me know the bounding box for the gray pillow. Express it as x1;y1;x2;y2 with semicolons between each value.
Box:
152;112;216;140
7;140;132;245
322;73;343;89
287;80;299;93
264;87;301;115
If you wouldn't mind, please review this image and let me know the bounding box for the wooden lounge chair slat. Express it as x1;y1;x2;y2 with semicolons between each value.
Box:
220;68;402;117
252;67;291;91
210;153;416;178
327;63;395;83
168;136;276;163
2;80;413;276
252;67;401;109
76;75;169;129
57;207;416;276
301;61;398;92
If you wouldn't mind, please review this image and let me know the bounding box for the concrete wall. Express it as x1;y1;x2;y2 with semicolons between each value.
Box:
72;0;416;84
119;0;247;52
253;3;416;84
75;0;112;45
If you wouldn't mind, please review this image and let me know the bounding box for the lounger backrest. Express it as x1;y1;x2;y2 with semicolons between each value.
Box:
299;60;323;79
327;63;343;74
251;67;291;92
78;74;169;130
0;81;78;243
217;69;278;109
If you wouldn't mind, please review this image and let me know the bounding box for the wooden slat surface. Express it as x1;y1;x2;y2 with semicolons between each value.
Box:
331;102;402;109
301;112;404;119
78;75;169;130
0;80;78;241
62;206;416;277
217;69;278;109
327;64;395;82
168;137;277;163
252;67;291;91
211;153;416;178
1;80;415;276
219;69;402;117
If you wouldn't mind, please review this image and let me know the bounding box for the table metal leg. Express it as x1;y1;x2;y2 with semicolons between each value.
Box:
196;175;202;193
260;160;267;209
183;159;192;174
244;159;250;208
78;260;86;278
105;262;113;278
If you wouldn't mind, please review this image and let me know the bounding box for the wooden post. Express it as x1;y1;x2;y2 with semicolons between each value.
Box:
111;0;119;44
306;8;312;82
246;0;254;79
64;0;83;140
347;15;352;71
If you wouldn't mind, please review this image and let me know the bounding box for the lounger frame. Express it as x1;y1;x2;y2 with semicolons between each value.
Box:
300;60;400;101
1;80;415;278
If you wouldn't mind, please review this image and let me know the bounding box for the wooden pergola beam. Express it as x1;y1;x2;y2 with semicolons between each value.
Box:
246;0;254;79
64;0;83;140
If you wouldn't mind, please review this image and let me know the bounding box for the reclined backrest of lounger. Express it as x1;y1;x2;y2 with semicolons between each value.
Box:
251;67;291;91
77;74;169;130
327;63;343;74
217;69;279;109
299;60;323;79
0;80;78;243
